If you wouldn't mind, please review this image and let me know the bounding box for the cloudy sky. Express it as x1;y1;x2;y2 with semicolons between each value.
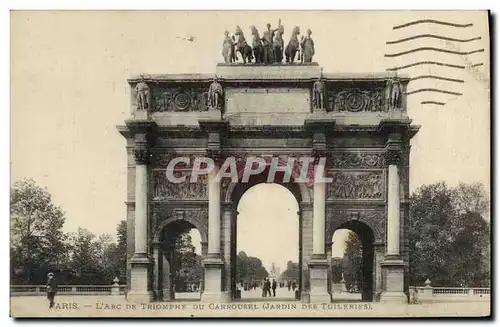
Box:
11;11;490;272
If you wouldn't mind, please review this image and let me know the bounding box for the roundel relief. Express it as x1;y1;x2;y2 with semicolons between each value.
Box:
345;91;366;112
174;92;191;111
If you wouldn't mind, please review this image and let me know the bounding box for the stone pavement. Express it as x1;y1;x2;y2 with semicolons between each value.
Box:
10;295;490;318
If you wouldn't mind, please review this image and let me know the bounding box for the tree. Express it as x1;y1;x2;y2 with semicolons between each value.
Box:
68;228;101;283
10;179;67;284
331;257;343;283
162;227;203;292
236;251;269;282
409;182;490;286
114;220;127;280
342;232;362;290
280;260;299;281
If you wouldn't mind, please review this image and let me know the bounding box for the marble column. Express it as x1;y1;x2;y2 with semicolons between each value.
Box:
222;204;233;301
326;242;333;295
128;140;153;302
201;169;224;302
308;161;331;303
380;141;407;303
152;241;162;301
387;163;400;255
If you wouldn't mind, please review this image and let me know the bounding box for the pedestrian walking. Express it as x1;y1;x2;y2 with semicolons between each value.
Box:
46;272;58;309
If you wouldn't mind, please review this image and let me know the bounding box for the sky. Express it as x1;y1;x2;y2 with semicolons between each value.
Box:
10;11;490;273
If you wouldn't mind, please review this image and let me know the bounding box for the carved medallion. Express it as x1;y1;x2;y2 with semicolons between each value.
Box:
151;86;209;112
327;171;384;200
173;92;191;111
327;87;385;112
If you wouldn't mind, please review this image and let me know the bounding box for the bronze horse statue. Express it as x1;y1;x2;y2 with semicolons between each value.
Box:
234;26;253;64
251;26;264;64
285;26;301;63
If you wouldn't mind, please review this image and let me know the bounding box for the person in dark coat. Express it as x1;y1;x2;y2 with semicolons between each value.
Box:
265;279;272;297
271;279;277;297
46;272;58;309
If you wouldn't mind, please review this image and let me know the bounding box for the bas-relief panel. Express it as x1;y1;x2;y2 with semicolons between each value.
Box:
151;169;207;200
150;86;209;112
327;86;386;113
327;171;384;200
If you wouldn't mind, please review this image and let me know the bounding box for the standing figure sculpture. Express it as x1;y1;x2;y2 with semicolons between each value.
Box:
300;29;315;63
285;26;301;63
250;25;264;64
273;21;285;63
234;25;253;64
262;23;278;64
222;30;235;63
208;77;223;110
312;77;325;110
135;77;150;111
386;78;402;110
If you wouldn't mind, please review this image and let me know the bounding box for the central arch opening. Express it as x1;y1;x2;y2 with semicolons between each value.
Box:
330;221;375;302
233;182;301;301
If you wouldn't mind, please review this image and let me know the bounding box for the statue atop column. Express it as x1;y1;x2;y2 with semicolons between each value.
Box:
222;30;235;63
300;29;315;63
208;76;223;110
135;76;150;111
312;75;325;110
386;78;402;110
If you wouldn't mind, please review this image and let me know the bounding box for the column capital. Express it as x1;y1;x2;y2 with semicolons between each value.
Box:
128;121;156;165
385;148;401;166
206;149;225;165
134;147;152;165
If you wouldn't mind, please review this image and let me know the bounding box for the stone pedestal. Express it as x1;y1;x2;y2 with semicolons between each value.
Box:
379;256;407;303
201;255;225;302
308;256;331;303
128;255;153;302
340;279;347;292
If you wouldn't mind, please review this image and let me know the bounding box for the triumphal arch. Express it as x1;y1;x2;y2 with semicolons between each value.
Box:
118;37;419;303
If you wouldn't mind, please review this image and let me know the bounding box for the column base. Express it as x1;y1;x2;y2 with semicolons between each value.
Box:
379;291;408;304
127;290;154;303
129;253;153;303
308;256;330;303
380;256;407;304
203;254;224;302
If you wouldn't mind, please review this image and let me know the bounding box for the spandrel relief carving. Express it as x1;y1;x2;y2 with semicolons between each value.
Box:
327;171;384;200
152;170;207;200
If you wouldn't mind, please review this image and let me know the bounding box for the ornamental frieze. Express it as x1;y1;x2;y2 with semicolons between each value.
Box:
153;153;206;167
151;87;209;112
327;171;384;200
327;87;385;112
328;152;386;168
151;170;207;200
